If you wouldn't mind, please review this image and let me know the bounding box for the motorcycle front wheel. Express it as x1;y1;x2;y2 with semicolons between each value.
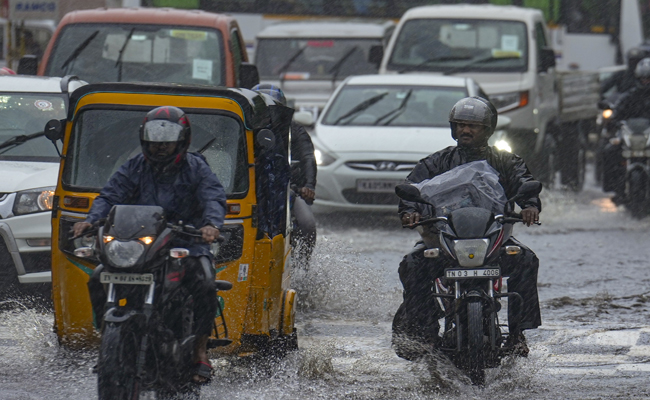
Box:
97;322;140;400
467;300;486;386
628;169;648;219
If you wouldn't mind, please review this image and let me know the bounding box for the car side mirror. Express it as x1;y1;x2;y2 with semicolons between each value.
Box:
17;55;38;75
293;110;314;126
495;115;511;131
539;48;555;72
239;62;260;89
368;44;384;67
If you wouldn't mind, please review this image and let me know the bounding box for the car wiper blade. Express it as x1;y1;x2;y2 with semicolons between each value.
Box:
277;46;307;78
398;55;472;73
61;30;100;72
328;46;358;83
0;131;44;152
115;27;136;82
374;90;413;126
332;92;389;125
442;55;521;76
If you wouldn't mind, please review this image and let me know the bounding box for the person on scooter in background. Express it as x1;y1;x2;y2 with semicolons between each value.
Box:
601;57;650;204
253;83;318;267
393;96;542;360
71;106;226;385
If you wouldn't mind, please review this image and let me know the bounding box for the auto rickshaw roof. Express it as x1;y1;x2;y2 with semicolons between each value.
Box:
67;82;273;131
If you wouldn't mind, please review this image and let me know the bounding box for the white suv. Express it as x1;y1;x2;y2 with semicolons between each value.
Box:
0;75;86;297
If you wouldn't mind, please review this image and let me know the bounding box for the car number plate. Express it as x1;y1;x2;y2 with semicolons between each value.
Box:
356;179;403;193
100;272;154;285
445;268;500;279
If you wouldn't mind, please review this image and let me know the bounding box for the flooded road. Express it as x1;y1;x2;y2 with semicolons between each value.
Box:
2;173;650;399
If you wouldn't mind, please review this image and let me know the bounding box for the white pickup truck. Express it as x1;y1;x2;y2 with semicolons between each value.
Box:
377;4;603;189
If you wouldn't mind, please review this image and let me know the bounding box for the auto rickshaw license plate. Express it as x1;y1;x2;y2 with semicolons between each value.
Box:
100;272;154;285
445;268;500;279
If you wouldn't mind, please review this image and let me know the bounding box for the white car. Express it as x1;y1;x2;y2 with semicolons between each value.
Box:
0;75;86;296
309;74;509;213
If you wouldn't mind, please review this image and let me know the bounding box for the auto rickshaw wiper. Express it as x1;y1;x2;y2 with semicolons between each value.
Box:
332;92;389;125
115;27;136;82
198;138;216;154
398;55;472;74
0;131;44;153
374;89;413;126
328;46;358;84
442;55;521;76
60;30;100;73
277;46;307;79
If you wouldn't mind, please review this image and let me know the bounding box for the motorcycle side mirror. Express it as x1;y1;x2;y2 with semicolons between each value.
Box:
256;129;276;149
395;184;432;205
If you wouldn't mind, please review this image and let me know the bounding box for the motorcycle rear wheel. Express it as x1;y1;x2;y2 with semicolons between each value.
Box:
467;301;486;386
628;170;648;219
97;323;140;400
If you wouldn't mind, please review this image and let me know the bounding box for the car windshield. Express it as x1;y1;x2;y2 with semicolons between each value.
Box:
321;84;467;127
0;93;66;161
45;24;225;85
388;19;528;73
62;109;248;196
256;38;380;80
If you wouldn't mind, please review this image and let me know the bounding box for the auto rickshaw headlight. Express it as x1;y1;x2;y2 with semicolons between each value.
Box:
106;240;145;268
13;186;56;216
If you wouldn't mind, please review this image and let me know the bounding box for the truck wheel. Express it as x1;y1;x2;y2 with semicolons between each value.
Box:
627;170;648;219
559;122;587;191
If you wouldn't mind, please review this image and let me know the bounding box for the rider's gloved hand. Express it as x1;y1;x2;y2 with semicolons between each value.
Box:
200;225;220;243
300;187;315;202
401;212;421;227
520;207;539;227
71;221;92;237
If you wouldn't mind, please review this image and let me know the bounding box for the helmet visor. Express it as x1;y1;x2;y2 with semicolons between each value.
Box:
142;120;184;142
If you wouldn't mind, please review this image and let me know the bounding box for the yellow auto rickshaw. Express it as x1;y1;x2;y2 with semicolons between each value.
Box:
46;82;297;356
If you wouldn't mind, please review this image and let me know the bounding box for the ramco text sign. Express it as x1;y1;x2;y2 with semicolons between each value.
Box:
9;0;58;20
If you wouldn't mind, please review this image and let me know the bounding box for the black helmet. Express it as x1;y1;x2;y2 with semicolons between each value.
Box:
252;83;287;105
448;96;497;140
139;106;191;166
635;57;650;80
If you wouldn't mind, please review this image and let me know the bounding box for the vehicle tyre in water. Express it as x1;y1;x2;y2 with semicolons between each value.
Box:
627;170;647;219
559;123;586;191
97;322;140;400
156;384;200;400
467;300;486;385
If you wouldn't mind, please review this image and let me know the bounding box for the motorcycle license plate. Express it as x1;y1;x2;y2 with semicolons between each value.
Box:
356;179;403;193
100;272;154;285
445;268;500;279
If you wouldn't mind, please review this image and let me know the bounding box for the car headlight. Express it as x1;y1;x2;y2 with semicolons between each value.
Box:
494;139;512;153
490;91;529;113
106;240;145;268
13;186;56;216
314;148;336;167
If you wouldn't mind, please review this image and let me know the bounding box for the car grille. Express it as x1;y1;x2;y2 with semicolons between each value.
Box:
341;189;399;205
345;161;416;172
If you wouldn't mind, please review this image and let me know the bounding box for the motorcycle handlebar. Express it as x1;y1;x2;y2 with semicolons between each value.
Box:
168;223;225;243
402;217;448;229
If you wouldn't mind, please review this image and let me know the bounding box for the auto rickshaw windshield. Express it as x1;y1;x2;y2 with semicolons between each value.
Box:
62;108;248;196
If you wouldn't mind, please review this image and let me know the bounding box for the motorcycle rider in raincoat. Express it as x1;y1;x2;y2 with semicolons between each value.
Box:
393;96;542;360
72;106;227;384
601;57;650;204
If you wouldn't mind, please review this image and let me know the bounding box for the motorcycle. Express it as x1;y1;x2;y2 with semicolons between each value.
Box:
610;118;650;218
72;204;233;399
395;170;541;386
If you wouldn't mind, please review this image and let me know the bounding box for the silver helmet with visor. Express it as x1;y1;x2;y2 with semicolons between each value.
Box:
139;106;191;166
448;97;498;140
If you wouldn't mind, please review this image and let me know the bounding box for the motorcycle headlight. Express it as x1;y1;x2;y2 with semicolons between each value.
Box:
106;240;145;268
13;186;56;216
314;147;336;167
453;239;489;268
